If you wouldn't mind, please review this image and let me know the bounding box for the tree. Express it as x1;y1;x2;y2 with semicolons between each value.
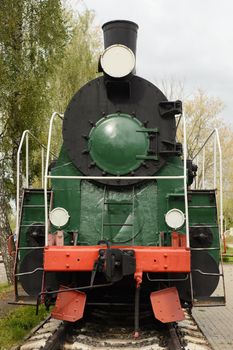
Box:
0;0;68;282
177;89;233;227
47;9;101;155
179;89;224;159
50;9;101;112
0;2;102;282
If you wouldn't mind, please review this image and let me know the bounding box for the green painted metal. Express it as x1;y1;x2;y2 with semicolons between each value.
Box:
17;190;49;263
88;113;149;175
18;145;220;268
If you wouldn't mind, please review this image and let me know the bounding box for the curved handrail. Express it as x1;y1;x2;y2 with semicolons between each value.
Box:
44;112;64;245
191;128;223;238
16;127;58;239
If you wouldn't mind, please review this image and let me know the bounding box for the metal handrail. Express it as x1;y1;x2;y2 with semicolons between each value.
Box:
191;128;226;302
44;112;64;245
191;128;223;239
16;131;45;239
44;112;190;249
16;128;58;240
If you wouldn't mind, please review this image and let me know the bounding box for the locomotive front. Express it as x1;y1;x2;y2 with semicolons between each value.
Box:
15;20;223;333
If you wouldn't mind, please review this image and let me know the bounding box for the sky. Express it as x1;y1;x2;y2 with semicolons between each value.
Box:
73;0;233;123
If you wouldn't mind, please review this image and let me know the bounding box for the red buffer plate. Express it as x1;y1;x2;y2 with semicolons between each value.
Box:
150;287;185;323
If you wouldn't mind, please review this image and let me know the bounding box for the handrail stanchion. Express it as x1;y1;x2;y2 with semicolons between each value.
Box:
215;129;223;239
44;112;64;246
25;132;29;188
41;148;44;189
196;155;199;189
202;147;205;189
16;130;29;239
214;133;217;189
16;130;56;240
192;128;223;241
183;115;190;249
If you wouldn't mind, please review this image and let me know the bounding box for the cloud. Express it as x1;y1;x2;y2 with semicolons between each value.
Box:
75;0;233;123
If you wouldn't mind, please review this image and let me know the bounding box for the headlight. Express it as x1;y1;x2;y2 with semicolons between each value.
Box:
49;207;70;228
100;44;135;78
165;208;185;230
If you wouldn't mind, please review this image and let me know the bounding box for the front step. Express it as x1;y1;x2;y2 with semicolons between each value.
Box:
193;296;226;307
8;295;37;306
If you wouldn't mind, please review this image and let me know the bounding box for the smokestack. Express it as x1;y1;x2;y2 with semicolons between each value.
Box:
102;20;139;56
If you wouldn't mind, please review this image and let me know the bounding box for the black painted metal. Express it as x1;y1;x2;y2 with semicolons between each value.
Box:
102;20;138;55
19;249;58;296
174;251;220;301
134;286;140;335
190;225;213;248
63;75;179;186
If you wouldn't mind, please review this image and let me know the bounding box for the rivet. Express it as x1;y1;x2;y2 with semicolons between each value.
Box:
66;253;70;257
66;264;69;268
164;265;168;269
164;254;167;258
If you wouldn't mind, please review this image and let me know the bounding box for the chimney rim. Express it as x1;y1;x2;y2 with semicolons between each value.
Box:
102;20;139;31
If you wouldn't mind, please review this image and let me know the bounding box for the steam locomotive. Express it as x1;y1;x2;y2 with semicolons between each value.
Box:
14;20;224;334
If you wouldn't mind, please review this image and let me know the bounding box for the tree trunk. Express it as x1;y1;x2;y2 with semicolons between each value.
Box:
0;179;14;284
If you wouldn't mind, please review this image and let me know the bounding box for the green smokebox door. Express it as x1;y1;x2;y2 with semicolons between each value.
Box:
88;113;149;175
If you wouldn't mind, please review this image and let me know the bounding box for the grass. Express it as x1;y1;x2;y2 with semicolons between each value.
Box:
0;305;49;350
0;284;13;294
0;284;14;301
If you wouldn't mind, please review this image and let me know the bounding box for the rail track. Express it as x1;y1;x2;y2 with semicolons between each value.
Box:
14;309;211;350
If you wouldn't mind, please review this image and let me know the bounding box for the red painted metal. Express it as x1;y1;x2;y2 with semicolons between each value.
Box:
171;232;187;248
44;246;190;273
55;230;64;246
52;288;86;322
48;234;55;246
150;287;185;323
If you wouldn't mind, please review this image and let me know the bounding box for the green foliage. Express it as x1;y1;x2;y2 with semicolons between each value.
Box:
0;305;49;350
0;0;68;196
0;2;101;194
47;10;101;155
50;10;101;113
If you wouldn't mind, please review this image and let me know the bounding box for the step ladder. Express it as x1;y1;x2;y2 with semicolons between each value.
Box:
101;186;136;245
188;191;226;307
191;245;226;307
12;189;51;305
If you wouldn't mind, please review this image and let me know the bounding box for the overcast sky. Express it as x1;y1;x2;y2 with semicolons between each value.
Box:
75;0;233;124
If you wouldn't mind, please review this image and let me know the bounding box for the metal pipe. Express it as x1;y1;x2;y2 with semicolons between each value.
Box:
196;155;199;189
25;132;29;188
134;286;140;338
215;129;223;239
214;133;217;188
46;175;185;180
41;148;44;189
202;147;205;189
192;128;216;161
44;112;64;246
183;115;190;249
16;130;55;240
16;130;29;239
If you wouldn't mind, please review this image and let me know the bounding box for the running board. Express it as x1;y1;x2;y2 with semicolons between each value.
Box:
8;295;37;306
193;296;226;307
